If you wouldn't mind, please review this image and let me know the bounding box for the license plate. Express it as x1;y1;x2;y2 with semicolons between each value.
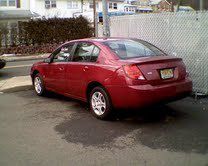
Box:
160;69;174;79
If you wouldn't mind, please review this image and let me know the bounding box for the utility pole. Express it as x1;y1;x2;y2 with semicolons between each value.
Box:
81;0;83;13
171;0;174;12
93;0;97;37
200;0;204;11
102;0;110;37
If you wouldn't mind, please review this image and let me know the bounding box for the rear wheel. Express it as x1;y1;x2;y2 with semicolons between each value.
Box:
89;86;113;120
33;73;45;96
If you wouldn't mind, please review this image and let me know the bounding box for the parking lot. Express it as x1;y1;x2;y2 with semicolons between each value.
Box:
0;89;208;166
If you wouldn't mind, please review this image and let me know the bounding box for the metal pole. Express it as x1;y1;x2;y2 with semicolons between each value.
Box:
93;0;97;37
171;0;174;12
200;0;204;11
94;12;98;37
81;0;83;13
102;0;110;37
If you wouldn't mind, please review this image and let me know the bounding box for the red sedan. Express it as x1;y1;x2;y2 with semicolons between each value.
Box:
30;38;192;119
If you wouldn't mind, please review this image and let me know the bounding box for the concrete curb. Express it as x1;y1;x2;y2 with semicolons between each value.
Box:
1;85;33;93
0;76;32;93
1;54;50;62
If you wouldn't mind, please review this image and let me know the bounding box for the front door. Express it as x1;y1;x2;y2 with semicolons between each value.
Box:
44;43;74;93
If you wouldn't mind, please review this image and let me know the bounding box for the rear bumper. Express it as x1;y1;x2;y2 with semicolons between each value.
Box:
106;78;192;109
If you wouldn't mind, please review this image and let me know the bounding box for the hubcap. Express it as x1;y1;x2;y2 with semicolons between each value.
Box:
91;92;106;116
34;77;42;94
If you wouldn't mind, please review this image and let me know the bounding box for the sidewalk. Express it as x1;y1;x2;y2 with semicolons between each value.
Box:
0;53;50;93
1;53;50;62
0;76;32;93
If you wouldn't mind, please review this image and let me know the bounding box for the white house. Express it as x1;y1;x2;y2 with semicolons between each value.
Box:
0;0;38;46
0;0;30;10
30;0;82;18
29;0;137;20
0;0;34;19
74;0;137;21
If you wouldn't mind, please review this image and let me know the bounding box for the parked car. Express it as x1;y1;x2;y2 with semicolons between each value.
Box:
0;59;6;69
30;38;192;120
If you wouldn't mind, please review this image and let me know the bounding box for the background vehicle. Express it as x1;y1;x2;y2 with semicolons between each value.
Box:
0;59;6;69
30;38;192;120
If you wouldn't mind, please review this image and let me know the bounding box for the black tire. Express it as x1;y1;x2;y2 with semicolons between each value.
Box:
0;59;6;69
33;73;46;96
89;86;113;120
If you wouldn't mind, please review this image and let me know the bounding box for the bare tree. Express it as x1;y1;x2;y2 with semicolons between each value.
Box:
168;0;189;11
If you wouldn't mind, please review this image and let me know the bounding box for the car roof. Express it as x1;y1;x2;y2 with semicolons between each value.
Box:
70;37;138;43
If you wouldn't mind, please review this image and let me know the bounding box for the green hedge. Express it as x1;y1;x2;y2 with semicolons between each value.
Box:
0;29;1;47
18;16;93;46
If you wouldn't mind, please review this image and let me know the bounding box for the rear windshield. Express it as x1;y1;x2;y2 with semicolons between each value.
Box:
103;39;166;59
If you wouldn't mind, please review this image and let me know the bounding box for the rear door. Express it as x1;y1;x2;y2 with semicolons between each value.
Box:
65;42;100;99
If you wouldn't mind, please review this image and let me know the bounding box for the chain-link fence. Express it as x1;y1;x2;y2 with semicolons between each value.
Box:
98;11;208;94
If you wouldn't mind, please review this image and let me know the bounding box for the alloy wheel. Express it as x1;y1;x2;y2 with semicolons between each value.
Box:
34;76;42;94
91;91;106;116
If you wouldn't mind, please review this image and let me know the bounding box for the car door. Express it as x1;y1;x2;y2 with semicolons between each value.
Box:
44;43;75;93
65;42;100;99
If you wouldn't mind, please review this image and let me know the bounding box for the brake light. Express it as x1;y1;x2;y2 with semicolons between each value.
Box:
123;64;145;80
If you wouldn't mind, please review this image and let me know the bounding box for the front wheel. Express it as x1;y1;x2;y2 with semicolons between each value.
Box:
89;86;113;120
33;73;46;96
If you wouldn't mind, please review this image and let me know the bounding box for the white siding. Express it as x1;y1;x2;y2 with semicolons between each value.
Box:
0;0;30;10
30;0;128;19
20;0;30;9
30;0;82;18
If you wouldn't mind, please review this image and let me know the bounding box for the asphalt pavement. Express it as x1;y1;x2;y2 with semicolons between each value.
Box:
0;90;208;166
0;60;40;80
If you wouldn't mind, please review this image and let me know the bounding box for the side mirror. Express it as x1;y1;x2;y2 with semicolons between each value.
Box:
44;58;51;63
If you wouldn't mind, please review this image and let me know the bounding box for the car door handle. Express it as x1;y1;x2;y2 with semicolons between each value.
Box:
83;66;89;72
59;67;64;71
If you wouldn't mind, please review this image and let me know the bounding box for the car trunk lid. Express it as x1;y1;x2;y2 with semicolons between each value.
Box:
120;56;186;85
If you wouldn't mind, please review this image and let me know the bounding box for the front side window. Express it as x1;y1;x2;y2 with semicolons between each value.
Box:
73;42;100;62
0;0;15;7
52;44;74;62
104;40;165;59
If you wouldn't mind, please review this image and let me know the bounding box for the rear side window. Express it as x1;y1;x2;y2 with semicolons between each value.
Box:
73;42;100;62
91;46;100;62
103;40;165;59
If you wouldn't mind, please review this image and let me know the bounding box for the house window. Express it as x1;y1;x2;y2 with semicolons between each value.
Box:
89;2;98;9
0;0;16;7
113;3;117;9
45;0;56;9
67;0;78;9
109;2;117;9
109;2;112;9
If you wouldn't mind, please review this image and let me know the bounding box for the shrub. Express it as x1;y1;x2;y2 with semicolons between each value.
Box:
18;16;93;46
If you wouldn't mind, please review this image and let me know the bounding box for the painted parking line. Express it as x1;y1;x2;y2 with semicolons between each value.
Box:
4;64;32;69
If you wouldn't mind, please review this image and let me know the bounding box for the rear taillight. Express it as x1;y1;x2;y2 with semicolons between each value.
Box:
123;64;145;80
